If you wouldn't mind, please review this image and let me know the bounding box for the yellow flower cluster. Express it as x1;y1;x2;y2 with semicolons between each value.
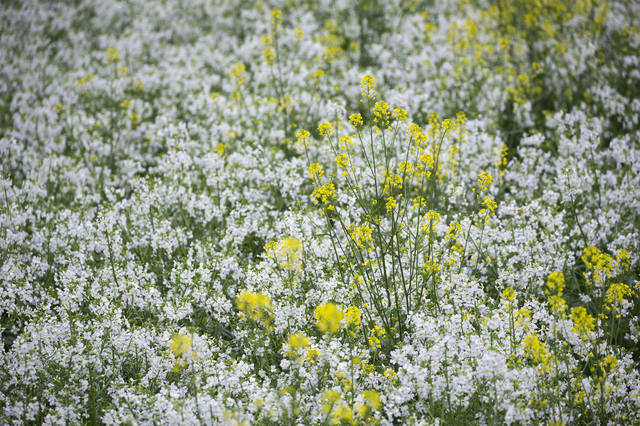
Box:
296;129;311;148
354;389;382;419
76;74;94;87
477;171;492;191
271;237;303;272
285;332;310;358
421;210;441;233
344;306;362;328
236;291;273;326
581;245;622;287
308;163;324;182
312;182;336;207
545;271;567;314
482;197;497;215
349;225;373;249
315;302;343;334
338;135;354;151
373;101;390;130
382;171;402;193
169;334;195;373
605;283;635;315
230;63;246;102
385;196;397;212
393;107;408;123
312;69;324;86
322;390;355;425
169;334;192;357
360;75;376;100
106;48;119;64
617;250;630;272
349;113;363;129
502;286;516;303
368;325;386;349
262;36;275;65
270;9;282;33
522;333;552;370
600;354;618;375
583;245;614;273
335;153;350;178
570;306;595;337
318;122;334;137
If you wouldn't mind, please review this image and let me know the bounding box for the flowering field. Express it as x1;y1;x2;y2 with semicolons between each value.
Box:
1;0;640;425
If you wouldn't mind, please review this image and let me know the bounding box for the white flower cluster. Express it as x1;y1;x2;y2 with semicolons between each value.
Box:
1;0;639;425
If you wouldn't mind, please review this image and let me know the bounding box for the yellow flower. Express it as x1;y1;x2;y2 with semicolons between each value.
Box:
570;306;595;336
546;271;565;296
76;74;94;87
308;163;324;183
312;69;324;85
373;101;390;129
477;171;492;191
548;295;567;314
106;48;119;64
315;303;344;333
296;129;311;149
286;332;310;358
522;333;551;368
355;389;382;418
236;291;273;325
323;389;341;409
344;306;362;328
170;334;192;357
349;225;373;248
262;36;275;65
545;272;567;315
482;197;497;215
313;182;336;205
318;122;334;137
307;348;320;363
605;283;634;313
383;172;402;193
502;287;516;302
393;107;408;123
602;354;618;372
349;113;363;128
441;118;455;132
617;250;630;272
270;9;282;33
331;405;354;425
276;237;303;271
335;154;350;178
339;135;354;151
360;75;376;99
230;63;246;86
386;196;397;212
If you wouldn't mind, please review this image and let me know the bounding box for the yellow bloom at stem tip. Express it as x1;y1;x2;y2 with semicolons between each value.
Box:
315;302;343;333
236;291;273;325
361;75;376;99
286;332;310;358
318;122;334;137
169;334;192;357
106;48;119;64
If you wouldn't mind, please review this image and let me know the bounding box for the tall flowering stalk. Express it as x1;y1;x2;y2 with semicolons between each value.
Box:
298;75;468;348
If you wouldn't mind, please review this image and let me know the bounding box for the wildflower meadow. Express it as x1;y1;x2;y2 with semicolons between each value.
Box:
2;0;640;425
